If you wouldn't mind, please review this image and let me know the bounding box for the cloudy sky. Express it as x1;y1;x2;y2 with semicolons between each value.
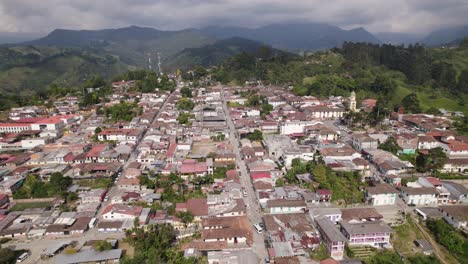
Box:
0;0;467;35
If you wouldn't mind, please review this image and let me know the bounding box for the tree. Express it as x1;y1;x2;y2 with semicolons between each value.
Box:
427;219;464;255
401;93;422;113
370;75;396;95
94;127;102;134
248;129;263;141
416;147;448;173
177;112;191;125
406;254;440;264
177;98;195;111
275;178;284;187
94;241;113;251
180;87;192;98
379;137;402;155
176;211;194;226
312;164;327;185
366;250;403;264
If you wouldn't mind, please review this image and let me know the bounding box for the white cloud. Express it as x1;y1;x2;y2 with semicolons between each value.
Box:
0;0;466;34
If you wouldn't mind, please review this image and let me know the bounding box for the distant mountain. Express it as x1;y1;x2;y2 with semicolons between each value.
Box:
421;25;468;46
166;37;292;69
375;32;421;45
200;23;381;51
0;32;45;44
24;26;216;67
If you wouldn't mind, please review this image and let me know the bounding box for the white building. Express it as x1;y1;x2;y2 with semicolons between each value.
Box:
399;187;438;205
366;184;399;206
280;120;322;135
439;205;468;230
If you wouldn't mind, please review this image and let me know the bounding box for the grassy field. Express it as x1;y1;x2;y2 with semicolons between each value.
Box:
392;216;424;254
10;201;50;211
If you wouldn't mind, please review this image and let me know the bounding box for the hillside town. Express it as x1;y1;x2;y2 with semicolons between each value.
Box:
0;76;467;264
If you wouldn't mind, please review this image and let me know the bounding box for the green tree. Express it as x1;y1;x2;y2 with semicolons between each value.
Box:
370;75;396;95
366;250;403;264
180;87;192;98
248;129;263;141
415;147;448;173
406;254;440;264
94;241;113;251
312;164;327;185
177;112;191;125
427;219;464;255
401;93;422;113
177;98;195;111
379;137;402;155
275;178;284;187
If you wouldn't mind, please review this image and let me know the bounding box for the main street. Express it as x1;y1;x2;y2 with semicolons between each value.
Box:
220;85;268;262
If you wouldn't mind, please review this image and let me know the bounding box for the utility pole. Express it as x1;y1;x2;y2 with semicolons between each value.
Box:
157;52;162;74
147;52;152;70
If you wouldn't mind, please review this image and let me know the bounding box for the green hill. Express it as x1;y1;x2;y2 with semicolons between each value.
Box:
166;37;291;69
0;46;130;95
25;26;216;67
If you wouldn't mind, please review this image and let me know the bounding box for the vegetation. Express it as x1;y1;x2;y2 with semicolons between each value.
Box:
415;147;448;173
378;136;402;155
121;224;203;264
309;244;329;261
10;201;51;211
406;254;441;264
177;98;195;111
94;241;113;252
247;129;263;141
180;86;192;98
286;158;364;205
104;101;142;122
177;112;192;125
426;219;465;259
13;173;72;199
365;250;402;264
75;178;113;189
0;247;28;264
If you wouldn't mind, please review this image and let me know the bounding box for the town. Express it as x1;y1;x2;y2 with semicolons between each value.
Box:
0;71;466;264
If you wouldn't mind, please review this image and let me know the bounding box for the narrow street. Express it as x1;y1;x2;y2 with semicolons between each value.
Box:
220;85;268;262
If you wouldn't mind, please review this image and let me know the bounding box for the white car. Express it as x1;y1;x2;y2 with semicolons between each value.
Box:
254;223;263;233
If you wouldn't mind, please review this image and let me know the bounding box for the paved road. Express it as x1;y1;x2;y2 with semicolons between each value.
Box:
220;85;268;262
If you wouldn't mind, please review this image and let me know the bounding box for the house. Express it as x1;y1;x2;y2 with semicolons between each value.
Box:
263;213;320;251
180;160;211;178
341;208;383;223
302;106;345;119
340;221;392;248
352;134;378;152
317;189;332;202
315;217;346;261
442;181;468;204
176;198;209;222
201;215;252;245
98;128;142;143
266;199;307;214
280;121;322;135
439;205;468;230
310;207;342;224
399;187;438;206
79;189;106;204
0;194;10;208
102;204;143;220
365;184;399;206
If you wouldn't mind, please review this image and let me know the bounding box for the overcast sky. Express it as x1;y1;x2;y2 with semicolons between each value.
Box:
1;0;467;35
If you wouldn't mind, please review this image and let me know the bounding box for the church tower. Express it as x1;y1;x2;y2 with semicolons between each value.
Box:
349;91;357;112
